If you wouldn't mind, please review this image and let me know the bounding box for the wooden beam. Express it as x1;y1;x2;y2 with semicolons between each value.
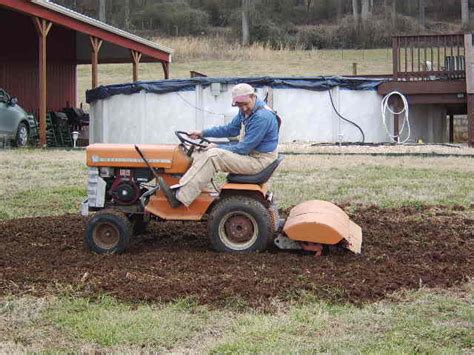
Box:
131;50;142;82
378;80;466;96
33;17;52;147
162;61;169;79
89;36;103;89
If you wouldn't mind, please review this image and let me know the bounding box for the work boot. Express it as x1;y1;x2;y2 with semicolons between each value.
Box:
157;177;182;208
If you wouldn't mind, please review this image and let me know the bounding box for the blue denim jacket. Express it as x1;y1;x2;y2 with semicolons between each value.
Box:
202;99;279;155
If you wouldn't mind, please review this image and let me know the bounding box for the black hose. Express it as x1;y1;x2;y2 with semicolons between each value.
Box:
328;89;365;143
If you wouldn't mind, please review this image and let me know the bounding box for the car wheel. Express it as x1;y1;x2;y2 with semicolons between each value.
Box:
15;122;29;147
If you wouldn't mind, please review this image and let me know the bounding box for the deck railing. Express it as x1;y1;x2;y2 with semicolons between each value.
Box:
392;34;466;80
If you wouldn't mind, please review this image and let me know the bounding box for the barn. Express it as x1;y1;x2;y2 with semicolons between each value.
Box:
0;0;172;146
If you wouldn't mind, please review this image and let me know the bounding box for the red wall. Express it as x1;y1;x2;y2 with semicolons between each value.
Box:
0;7;76;113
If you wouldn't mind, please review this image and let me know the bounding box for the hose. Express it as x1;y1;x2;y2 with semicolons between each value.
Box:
381;91;410;144
328;89;365;143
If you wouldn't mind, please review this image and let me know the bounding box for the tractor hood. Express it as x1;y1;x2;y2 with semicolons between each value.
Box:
86;144;192;174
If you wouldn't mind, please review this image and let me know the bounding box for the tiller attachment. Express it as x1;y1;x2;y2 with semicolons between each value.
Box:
275;200;362;255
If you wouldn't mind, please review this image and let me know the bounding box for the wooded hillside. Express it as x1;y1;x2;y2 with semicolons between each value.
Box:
52;0;473;48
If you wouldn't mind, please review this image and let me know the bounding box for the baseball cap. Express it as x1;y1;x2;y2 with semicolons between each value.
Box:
232;83;255;106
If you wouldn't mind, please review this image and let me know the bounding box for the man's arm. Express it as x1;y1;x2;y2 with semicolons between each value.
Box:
202;114;241;138
219;113;272;155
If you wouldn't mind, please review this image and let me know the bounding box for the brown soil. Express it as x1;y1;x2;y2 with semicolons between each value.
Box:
1;206;472;307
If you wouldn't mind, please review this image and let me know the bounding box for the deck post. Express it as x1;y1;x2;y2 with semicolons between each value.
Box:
392;37;399;79
33;17;52;147
449;112;454;143
131;50;142;82
465;33;474;146
89;36;103;89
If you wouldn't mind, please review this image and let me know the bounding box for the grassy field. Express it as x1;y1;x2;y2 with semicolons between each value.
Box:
77;37;393;106
1;149;473;220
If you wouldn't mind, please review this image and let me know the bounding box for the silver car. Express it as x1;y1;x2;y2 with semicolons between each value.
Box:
0;89;37;147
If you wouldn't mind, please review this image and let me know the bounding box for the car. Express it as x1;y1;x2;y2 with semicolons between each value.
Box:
0;88;37;147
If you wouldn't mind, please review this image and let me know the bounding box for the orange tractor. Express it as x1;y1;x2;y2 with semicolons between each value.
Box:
82;131;362;255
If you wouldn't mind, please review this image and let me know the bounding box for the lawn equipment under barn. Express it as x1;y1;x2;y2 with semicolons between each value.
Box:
81;131;362;255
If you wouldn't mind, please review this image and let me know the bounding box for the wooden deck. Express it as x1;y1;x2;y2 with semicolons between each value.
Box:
377;33;473;145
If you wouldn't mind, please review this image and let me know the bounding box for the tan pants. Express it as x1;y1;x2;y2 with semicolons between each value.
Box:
176;148;278;206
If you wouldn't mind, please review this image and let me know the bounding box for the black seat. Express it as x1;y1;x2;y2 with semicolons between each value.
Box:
227;155;284;184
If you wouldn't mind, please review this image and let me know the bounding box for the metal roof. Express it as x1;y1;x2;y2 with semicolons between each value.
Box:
31;0;173;55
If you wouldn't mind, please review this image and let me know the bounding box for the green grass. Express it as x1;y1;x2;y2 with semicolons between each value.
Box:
0;150;472;220
1;285;472;353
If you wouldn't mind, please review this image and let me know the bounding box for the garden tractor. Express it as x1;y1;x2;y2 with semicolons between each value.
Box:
81;131;362;255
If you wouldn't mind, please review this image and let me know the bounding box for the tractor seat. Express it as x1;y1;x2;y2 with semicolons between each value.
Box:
227;155;284;184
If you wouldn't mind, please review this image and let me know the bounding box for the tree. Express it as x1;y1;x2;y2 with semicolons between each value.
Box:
124;0;131;30
336;0;343;22
361;0;370;22
418;0;425;28
391;0;397;28
352;0;359;25
242;0;250;45
98;0;106;23
461;0;470;28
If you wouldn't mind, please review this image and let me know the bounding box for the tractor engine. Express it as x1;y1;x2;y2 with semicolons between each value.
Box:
108;168;153;205
110;169;141;205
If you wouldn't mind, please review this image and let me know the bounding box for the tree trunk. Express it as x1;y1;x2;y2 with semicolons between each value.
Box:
418;0;425;28
461;0;470;28
242;0;250;46
124;0;131;30
352;0;359;25
361;0;370;22
99;0;106;23
391;0;397;28
336;0;342;22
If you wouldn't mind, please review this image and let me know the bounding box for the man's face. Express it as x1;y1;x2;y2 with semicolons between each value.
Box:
235;95;256;116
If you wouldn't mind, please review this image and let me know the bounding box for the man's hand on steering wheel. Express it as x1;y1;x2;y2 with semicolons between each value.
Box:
175;131;214;156
188;130;202;140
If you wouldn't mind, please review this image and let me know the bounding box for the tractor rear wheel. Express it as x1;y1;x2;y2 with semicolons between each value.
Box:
85;209;132;254
208;196;274;253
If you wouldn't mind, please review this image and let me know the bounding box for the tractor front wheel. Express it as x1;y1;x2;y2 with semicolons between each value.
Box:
85;209;132;254
208;196;274;253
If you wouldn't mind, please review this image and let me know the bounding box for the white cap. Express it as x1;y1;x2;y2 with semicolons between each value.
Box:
232;83;255;105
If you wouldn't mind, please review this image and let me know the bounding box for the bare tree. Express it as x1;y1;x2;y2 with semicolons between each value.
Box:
352;0;359;25
461;0;470;28
124;0;131;30
336;0;343;22
242;0;250;46
391;0;397;28
418;0;425;28
361;0;370;22
98;0;106;23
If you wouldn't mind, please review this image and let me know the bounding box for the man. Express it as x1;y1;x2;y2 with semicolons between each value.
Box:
158;83;280;208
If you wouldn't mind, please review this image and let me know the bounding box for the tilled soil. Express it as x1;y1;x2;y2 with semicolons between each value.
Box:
0;206;472;307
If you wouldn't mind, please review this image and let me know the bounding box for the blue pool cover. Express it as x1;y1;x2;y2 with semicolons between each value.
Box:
86;76;386;104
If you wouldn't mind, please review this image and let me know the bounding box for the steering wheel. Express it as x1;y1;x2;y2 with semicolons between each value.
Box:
175;131;211;156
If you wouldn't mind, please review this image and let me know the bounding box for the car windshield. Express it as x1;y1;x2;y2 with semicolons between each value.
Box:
0;89;9;103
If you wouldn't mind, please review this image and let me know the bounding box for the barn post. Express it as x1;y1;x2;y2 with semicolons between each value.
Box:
130;50;142;82
161;61;170;79
33;17;52;147
89;36;103;89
